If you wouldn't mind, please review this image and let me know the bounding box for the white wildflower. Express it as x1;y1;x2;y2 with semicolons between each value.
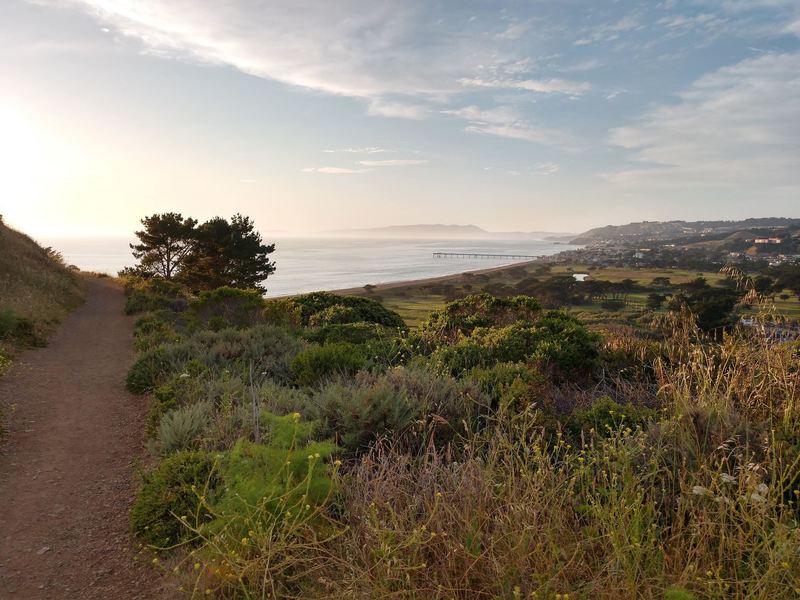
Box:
750;492;767;504
720;473;736;484
692;486;710;496
755;483;768;495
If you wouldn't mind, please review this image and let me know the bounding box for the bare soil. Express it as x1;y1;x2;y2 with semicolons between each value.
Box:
0;278;170;598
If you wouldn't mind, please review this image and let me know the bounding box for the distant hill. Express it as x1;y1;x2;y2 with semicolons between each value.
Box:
571;218;800;245
326;224;573;240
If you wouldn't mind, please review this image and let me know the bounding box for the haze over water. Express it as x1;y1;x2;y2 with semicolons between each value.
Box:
44;236;578;297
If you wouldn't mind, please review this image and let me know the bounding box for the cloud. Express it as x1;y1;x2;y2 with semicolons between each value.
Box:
574;15;641;45
358;159;427;166
460;76;590;95
323;147;394;154
535;162;560;175
53;0;512;116
608;51;800;188
366;98;429;119
444;105;577;148
302;166;371;174
497;20;529;40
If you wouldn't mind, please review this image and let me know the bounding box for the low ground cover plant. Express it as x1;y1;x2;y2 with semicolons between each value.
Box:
124;283;800;599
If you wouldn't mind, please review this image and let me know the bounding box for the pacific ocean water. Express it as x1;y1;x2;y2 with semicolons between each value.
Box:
43;236;579;297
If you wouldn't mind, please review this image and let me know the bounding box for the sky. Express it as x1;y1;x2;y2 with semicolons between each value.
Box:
1;0;799;237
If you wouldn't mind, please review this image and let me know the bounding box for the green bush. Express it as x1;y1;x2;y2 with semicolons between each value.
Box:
289;291;406;329
566;397;655;438
418;293;541;343
211;413;337;531
291;342;366;386
127;325;303;393
124;279;189;315
304;322;392;345
131;451;219;547
190;286;265;329
313;379;419;452
157;401;211;454
429;311;599;377
307;304;362;327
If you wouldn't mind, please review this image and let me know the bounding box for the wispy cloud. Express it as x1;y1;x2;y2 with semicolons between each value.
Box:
497;20;530;40
460;76;590;95
535;162;560;175
358;159;427;167
302;166;371;174
574;15;641;45
323;147;394;154
444;105;577;149
608;51;800;188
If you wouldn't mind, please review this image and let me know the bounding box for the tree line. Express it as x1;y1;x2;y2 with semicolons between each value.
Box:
123;213;276;293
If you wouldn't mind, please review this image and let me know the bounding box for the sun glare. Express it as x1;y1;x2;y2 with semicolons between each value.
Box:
0;107;45;205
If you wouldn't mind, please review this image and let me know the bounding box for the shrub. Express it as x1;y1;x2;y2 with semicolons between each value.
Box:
127;325;303;393
566;397;656;438
307;304;362;327
156;401;211;454
431;313;599;377
262;298;302;328
208;411;337;531
304;322;392;345
131;451;219;547
419;293;541;343
289;291;406;329
190;286;265;329
124;279;189;315
313;379;419;452
291;342;366;386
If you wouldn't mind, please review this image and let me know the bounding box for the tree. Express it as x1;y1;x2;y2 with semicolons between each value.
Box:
181;214;276;292
130;213;197;280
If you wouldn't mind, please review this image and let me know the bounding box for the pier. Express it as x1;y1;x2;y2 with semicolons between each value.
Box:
433;252;540;260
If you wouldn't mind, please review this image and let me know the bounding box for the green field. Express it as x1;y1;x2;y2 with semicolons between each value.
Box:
343;262;800;328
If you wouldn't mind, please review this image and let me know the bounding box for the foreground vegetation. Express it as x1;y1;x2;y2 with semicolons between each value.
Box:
0;219;84;375
124;274;799;599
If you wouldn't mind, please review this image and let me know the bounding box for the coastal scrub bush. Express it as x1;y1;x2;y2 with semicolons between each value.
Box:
288;291;406;329
124;278;188;315
430;313;599;377
418;293;541;343
126;325;303;393
211;423;337;526
156;401;211;454
313;378;419;452
291;342;366;386
189;286;265;329
262;298;302;328
131;450;219;547
566;397;656;439
303;322;392;345
307;304;362;327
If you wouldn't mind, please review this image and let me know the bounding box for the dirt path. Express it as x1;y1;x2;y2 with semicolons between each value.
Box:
0;278;168;598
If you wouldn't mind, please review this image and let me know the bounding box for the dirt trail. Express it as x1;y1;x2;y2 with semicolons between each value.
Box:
0;278;168;598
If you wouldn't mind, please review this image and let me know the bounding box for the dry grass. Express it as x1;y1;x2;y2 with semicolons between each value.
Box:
170;317;799;599
0;220;84;344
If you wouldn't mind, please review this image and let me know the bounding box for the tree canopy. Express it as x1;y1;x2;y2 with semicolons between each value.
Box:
127;213;275;293
129;213;197;280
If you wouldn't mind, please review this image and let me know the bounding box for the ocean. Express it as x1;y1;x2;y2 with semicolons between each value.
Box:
42;236;578;297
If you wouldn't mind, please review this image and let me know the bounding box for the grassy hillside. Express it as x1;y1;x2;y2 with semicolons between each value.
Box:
0;218;84;362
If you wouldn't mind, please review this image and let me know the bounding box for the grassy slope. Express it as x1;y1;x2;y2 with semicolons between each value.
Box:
337;260;800;327
0;220;84;358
